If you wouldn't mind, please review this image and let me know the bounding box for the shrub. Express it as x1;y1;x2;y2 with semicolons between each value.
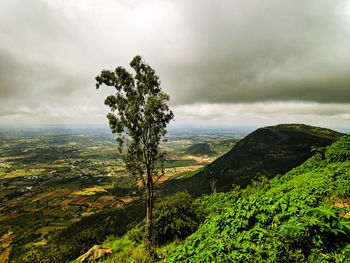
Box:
152;191;205;246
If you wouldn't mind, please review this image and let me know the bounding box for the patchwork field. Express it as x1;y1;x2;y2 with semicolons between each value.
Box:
0;127;243;262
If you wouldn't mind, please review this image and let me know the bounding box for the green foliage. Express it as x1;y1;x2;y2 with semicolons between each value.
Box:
98;192;204;262
96;55;174;251
166;135;350;262
325;135;350;162
125;192;204;246
86;235;157;263
152;191;205;245
96;55;174;180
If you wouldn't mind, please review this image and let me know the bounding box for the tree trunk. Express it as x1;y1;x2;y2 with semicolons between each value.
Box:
146;189;152;248
145;166;154;256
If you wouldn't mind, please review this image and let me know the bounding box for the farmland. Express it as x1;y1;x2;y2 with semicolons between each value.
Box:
0;127;242;260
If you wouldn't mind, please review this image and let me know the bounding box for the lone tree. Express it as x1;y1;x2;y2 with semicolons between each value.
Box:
96;55;174;251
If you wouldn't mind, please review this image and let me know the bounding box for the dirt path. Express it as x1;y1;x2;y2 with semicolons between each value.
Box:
0;153;37;161
0;246;11;263
0;231;16;263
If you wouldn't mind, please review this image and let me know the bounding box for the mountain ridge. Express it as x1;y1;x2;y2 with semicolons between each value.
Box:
161;123;344;196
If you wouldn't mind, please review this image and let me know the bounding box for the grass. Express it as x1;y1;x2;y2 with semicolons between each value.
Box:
74;187;106;196
96;235;156;263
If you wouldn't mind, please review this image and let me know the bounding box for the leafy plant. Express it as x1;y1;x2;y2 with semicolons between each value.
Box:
165;135;350;262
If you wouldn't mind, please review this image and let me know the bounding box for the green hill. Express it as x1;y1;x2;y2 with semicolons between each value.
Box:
166;134;350;262
209;139;239;156
184;143;216;156
183;139;238;157
162;124;344;196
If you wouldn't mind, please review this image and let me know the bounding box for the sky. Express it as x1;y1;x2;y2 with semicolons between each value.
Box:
0;0;349;132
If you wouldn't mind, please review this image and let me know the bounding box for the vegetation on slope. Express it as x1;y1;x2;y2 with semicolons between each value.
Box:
10;201;145;263
96;134;350;263
1;128;229;263
167;134;350;262
183;139;238;157
8;125;346;262
162;124;344;196
83;192;204;263
184;143;216;156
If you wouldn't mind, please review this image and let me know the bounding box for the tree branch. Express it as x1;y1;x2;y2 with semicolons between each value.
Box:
154;166;165;185
138;170;147;188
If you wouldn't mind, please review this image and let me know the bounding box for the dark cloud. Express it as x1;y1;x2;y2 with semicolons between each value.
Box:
157;0;350;104
0;0;349;126
0;52;29;99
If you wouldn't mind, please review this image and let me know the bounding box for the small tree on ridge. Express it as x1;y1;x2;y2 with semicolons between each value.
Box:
96;55;174;251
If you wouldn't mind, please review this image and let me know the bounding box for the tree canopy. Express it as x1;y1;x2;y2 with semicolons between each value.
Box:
96;55;174;251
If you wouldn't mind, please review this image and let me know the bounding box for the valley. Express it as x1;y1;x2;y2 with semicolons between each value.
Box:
0;127;243;262
0;124;347;263
1;1;348;262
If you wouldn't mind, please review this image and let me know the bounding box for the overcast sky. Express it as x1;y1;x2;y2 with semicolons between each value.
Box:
0;0;349;131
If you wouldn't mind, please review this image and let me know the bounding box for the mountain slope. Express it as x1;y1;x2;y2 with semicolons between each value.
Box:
90;133;350;263
162;124;344;196
184;143;216;156
184;139;239;157
167;134;350;262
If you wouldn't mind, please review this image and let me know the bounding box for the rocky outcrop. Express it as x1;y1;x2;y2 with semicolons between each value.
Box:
76;245;113;263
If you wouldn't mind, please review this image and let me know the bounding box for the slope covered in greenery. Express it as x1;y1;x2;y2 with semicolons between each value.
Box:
183;139;238;157
184;143;216;156
9;201;146;263
167;134;350;262
87;134;350;263
162;124;344;196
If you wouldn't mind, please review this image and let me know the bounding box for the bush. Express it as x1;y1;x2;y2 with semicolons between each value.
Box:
152;191;205;246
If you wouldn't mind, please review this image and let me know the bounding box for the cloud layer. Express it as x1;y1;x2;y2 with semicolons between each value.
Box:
0;0;349;129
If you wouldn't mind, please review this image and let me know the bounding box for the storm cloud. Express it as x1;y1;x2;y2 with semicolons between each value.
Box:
0;0;349;128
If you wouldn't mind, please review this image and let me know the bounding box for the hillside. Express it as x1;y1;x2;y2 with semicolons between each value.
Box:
7;124;345;262
96;134;350;263
166;134;350;262
1;129;236;263
183;139;238;157
162;124;344;196
184;143;216;156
